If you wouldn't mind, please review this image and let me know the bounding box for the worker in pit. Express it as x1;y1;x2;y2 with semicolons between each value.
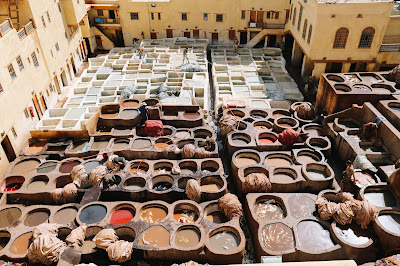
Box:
341;160;357;193
234;37;239;54
183;48;189;64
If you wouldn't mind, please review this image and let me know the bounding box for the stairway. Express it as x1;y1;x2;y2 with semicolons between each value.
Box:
92;25;115;43
7;0;19;29
244;29;268;48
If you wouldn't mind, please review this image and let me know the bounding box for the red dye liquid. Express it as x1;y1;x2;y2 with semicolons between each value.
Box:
4;184;22;191
260;138;275;144
110;208;135;225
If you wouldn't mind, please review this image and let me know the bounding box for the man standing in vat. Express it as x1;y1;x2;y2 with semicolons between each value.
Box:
182;48;189;64
341;160;357;193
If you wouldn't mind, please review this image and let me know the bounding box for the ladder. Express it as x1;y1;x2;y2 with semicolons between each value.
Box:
7;0;19;29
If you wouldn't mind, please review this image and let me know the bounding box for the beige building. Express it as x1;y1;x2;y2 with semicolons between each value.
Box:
0;0;90;176
86;0;400;78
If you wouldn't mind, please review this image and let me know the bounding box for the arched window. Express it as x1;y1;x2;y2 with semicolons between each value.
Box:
292;8;296;26
333;27;349;48
307;25;312;44
302;19;308;39
358;27;375;48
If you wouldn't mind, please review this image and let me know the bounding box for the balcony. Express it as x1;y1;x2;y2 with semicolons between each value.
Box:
0;19;35;39
94;17;120;25
379;43;400;52
247;22;285;30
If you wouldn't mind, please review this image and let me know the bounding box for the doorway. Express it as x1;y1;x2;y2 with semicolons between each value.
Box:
257;11;264;24
240;31;247;44
32;94;43;118
84;38;91;55
54;76;61;94
250;11;256;23
229;30;236;41
95;35;103;49
150;32;157;39
166;29;173;38
61;71;68;86
267;35;277;47
40;95;48;111
70;57;77;74
116;30;124;47
327;62;343;73
184;32;190;38
1;135;16;162
212;33;218;44
109;10;116;19
193;30;199;39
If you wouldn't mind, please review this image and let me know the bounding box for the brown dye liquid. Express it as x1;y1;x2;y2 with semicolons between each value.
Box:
10;232;32;254
297;155;317;164
236;157;258;167
272;113;285;118
175;229;200;248
254;125;270;131
92;141;109;150
279;123;293;128
138;226;170;247
288;195;315;218
26;141;47;153
307;169;328;180
132;139;152;149
0;208;21;227
255;200;284;220
262;223;294;251
59;161;80;173
24;211;49;227
101;113;118;118
174;210;198;223
206;211;228;223
54;208;77;225
0;232;10;250
122;101;139;108
11;160;40;175
140;207;167;223
270;172;295;183
27;181;47;192
265;157;291;167
112;142;129;150
200;183;221;192
154;143;169;149
183;113;200;120
209;231;239;251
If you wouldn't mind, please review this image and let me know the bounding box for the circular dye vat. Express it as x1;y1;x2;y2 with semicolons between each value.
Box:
251;113;267;119
297;154;318;164
79;204;107;224
254;122;271;131
265;157;292;167
306;169;328;180
175;228;200;248
112;141;129;150
24;210;50;227
297;221;335;253
124;178;145;191
70;141;89;153
175;131;190;139
206;211;228;224
122;100;139;108
209;231;239;251
364;190;396;208
83;161;102;173
259;136;275;144
27;179;48;192
0;208;21;227
288;195;315;218
270;170;296;183
255;200;284;220
153;181;172;191
154;143;169;149
59;161;80;173
11;159;40;175
232;136;250;145
180;166;197;175
139;225;170;247
262;223;294;251
174;209;198;223
92;140;109;150
9;232;32;254
101;113;118;118
200;181;221;192
235;155;259;168
334;224;370;246
377;213;400;235
110;208;135;225
120;109;138;119
37;162;57;173
2;176;24;192
140;206;167;223
0;231;10;250
26;141;47;154
132;139;152;149
54;208;77;225
183;112;200;120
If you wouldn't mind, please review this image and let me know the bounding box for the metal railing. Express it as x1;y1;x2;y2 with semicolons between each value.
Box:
379;43;400;52
94;17;120;25
247;22;285;29
0;19;12;36
0;19;35;39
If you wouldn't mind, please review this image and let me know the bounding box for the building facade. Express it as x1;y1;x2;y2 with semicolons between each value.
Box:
0;0;90;176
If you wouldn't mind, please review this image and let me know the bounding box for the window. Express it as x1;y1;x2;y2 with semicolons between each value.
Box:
204;13;208;21
182;13;187;21
302;19;307;39
46;11;51;22
32;52;39;67
130;13;139;20
307;25;312;44
41;16;46;27
158;13;161;20
11;127;17;138
49;84;54;92
16;56;24;71
55;43;60;51
333;27;349;48
297;6;303;31
216;14;223;22
0;84;3;95
97;10;104;16
267;12;271;19
24;108;29;118
8;64;16;79
358;27;375;48
276;12;279;19
241;11;245;19
151;13;154;20
58;3;61;12
290;5;293;20
292;8;296;26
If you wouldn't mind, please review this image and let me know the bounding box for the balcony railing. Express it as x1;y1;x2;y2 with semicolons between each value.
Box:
380;43;400;52
248;22;285;29
0;19;12;36
0;19;35;39
94;17;120;25
17;21;35;40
